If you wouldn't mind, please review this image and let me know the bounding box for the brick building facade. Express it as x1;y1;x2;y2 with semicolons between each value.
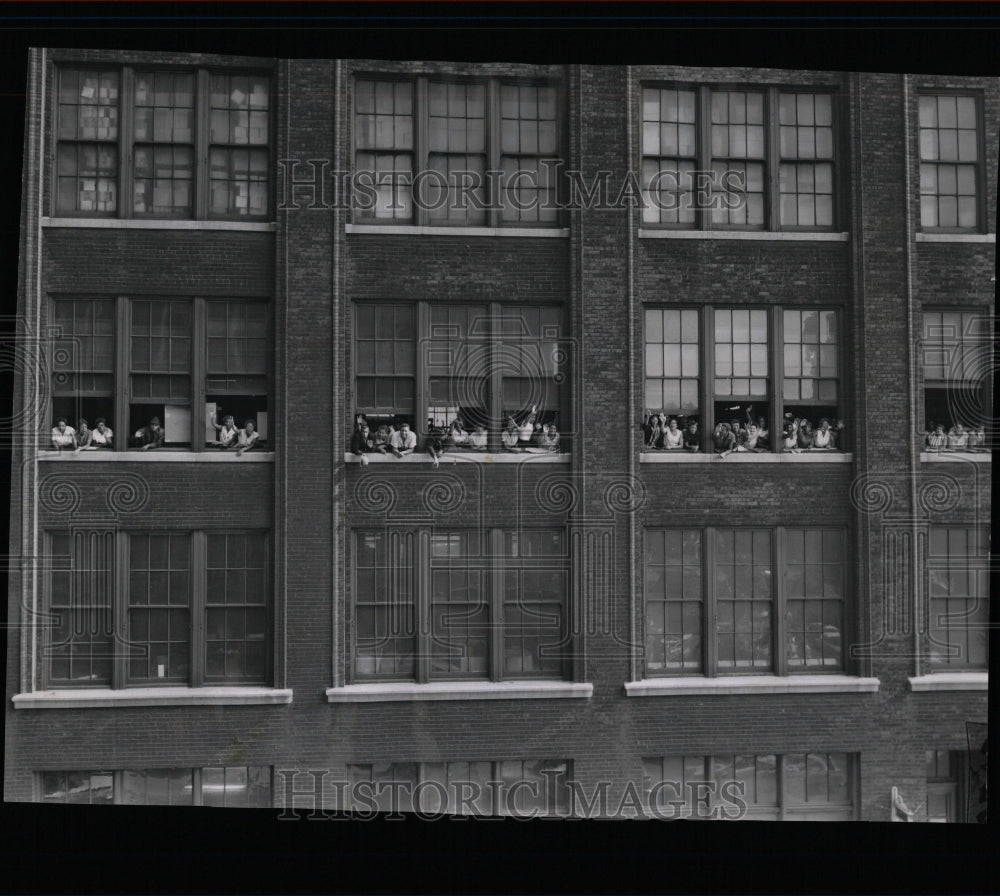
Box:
5;49;992;820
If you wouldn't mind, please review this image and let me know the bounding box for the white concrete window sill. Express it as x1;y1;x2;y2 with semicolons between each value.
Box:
919;451;992;463
13;687;293;709
915;232;995;243
638;229;849;242
640;452;853;464
41;217;276;232
38;451;274;463
345;223;569;238
625;675;880;696
326;680;593;703
344;452;569;464
908;673;988;692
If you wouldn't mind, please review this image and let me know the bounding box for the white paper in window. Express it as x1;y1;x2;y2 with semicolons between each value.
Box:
164;404;190;443
255;411;267;439
205;402;218;443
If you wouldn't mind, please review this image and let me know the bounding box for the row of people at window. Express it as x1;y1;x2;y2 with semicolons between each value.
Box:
924;422;988;452
51;413;260;455
351;407;561;466
643;410;847;455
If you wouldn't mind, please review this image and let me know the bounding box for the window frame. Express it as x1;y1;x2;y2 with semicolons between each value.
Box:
924;524;990;672
49;293;272;452
919;305;993;449
642;752;858;820
42;528;273;690
351;527;572;685
639;82;842;233
345;759;573;816
52;62;274;221
36;766;273;806
351;73;565;228
351;300;570;452
642;304;846;453
916;90;986;234
642;526;852;678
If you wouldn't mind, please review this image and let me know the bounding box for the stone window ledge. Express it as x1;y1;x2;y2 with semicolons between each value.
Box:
919;451;991;463
915;232;995;243
640;452;853;464
908;673;988;692
638;229;849;242
625;675;880;696
13;687;293;708
38;451;274;463
326;680;593;703
42;217;276;232
344;452;569;464
346;223;569;238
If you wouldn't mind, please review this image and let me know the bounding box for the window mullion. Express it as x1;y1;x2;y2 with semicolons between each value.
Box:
767;87;780;231
195;69;210;220
120;67;134;220
490;528;504;682
416;528;430;683
486;78;499;229
700;306;713;451
113;530;129;689
192;768;203;806
774;526;787;675
416;302;428;439
489;303;502;451
770;306;783;452
696;86;711;231
704;527;717;677
191;297;206;452
777;756;787;821
115;295;129;451
190;530;206;686
415;77;428;228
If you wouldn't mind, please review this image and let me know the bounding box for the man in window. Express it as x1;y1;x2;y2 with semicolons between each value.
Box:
389;421;416;457
51;417;76;450
91;417;114;449
351;421;375;466
133;416;164;450
234;419;260;457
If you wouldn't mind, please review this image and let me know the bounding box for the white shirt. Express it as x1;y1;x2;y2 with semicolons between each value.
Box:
390;429;417;451
469;430;487;449
91;428;113;446
51;426;75;447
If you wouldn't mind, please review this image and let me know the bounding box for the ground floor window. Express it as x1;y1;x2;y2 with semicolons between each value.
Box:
345;759;572;816
641;752;856;820
38;766;272;807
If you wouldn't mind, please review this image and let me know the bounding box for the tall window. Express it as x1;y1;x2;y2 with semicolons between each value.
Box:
710;90;766;227
45;529;271;688
641;88;697;226
49;296;271;451
56;69;120;214
641;85;839;231
921;310;992;445
778;93;835;228
39;767;272;807
642;753;855;820
50;298;115;430
133;71;195;217
644;527;846;677
354;75;561;227
55;65;272;219
346;760;572;816
926;526;989;671
353;528;569;683
642;306;843;451
919;93;981;231
353;302;567;449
